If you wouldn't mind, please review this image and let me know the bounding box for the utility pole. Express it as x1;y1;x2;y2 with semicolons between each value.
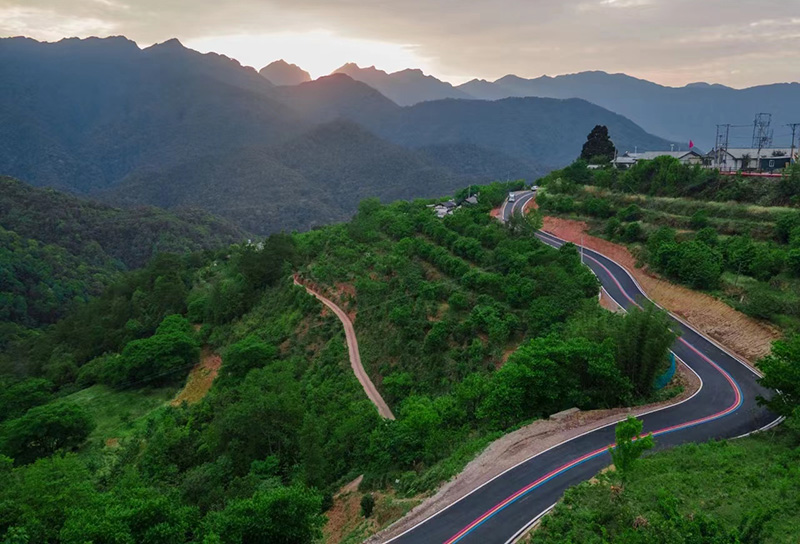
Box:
715;124;731;169
787;123;800;165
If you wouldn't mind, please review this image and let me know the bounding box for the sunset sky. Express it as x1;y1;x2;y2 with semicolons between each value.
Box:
2;0;799;87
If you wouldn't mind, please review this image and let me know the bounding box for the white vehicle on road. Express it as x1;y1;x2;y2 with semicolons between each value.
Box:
508;192;516;202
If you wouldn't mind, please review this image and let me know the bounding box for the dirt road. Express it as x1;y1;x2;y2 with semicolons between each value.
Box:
295;277;395;420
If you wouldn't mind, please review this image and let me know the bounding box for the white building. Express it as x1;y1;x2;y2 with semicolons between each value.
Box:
704;148;795;172
613;149;704;170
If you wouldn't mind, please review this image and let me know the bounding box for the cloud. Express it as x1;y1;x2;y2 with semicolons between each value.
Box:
0;0;799;87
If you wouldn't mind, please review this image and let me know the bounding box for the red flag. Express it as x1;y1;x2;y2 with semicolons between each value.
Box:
689;140;694;148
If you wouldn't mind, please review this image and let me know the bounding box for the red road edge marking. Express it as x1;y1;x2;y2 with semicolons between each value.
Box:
442;237;744;544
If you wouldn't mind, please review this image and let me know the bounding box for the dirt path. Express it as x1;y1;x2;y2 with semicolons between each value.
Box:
542;216;781;364
295;277;395;420
368;361;699;543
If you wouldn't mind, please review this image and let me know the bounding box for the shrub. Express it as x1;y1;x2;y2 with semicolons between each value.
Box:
695;227;718;247
787;249;800;276
689;209;709;229
360;493;375;518
621;222;642;243
605;217;621;239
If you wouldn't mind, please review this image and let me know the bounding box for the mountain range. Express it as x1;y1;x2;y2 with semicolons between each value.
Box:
290;64;800;149
1;36;673;233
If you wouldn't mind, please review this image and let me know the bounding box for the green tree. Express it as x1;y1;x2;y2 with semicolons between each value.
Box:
757;335;800;420
203;486;324;544
0;378;54;424
615;304;678;396
237;233;297;292
580;125;616;164
109;315;199;387
219;335;278;383
360;493;375;518
0;403;94;465
507;208;543;237
609;416;654;479
0;453;97;542
60;485;199;544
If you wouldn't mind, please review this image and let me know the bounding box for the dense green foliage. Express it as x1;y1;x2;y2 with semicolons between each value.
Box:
580;155;799;207
531;429;800;544
536;159;800;331
615;304;678;395
757;335;800;422
0;181;689;542
0;402;94;465
0;178;245;329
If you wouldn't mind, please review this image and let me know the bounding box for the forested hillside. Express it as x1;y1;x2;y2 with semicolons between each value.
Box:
0;182;691;542
0;177;245;329
0;36;673;234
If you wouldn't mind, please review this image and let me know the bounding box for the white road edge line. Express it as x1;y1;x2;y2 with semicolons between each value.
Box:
381;194;782;543
504;503;557;544
382;230;707;543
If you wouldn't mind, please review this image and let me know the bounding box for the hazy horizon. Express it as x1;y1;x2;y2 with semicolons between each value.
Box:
2;0;798;89
5;33;800;91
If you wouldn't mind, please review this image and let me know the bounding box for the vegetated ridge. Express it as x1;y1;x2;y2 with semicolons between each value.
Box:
0;36;674;233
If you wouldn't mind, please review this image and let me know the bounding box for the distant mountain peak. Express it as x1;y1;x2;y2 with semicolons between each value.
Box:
335;63;386;76
259;59;311;86
332;62;471;105
684;81;731;89
150;37;185;49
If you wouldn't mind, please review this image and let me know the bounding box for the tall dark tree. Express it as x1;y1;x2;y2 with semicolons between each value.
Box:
615;303;678;395
581;125;616;163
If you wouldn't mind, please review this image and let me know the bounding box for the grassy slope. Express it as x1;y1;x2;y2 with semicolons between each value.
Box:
531;431;800;543
57;384;178;447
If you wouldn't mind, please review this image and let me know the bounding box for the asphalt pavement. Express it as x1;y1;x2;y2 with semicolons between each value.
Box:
386;190;779;544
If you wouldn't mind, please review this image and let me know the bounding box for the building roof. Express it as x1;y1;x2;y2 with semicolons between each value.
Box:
716;148;794;159
624;150;702;161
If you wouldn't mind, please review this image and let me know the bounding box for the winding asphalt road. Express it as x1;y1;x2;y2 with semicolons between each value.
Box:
386;190;780;544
